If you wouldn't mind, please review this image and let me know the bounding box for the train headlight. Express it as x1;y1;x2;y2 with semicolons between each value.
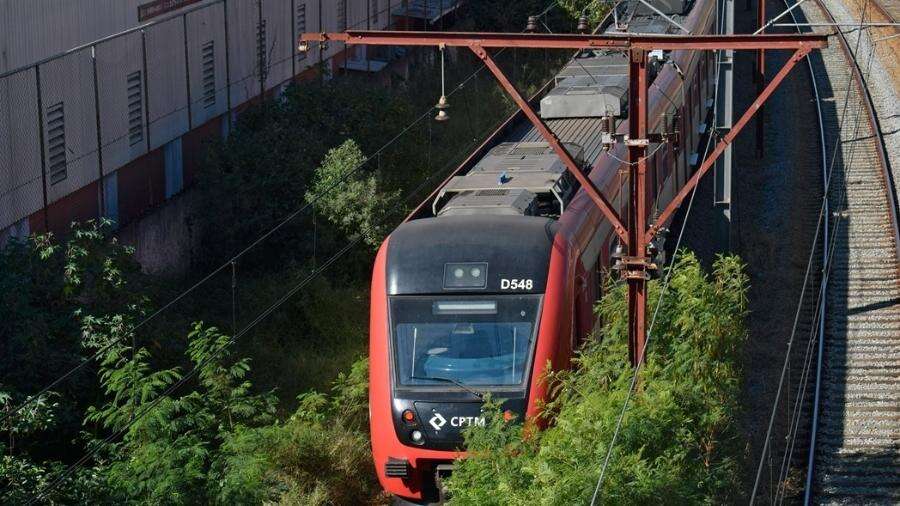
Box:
410;430;424;444
443;262;488;289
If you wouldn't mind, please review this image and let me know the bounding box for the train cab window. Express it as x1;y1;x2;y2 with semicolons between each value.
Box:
390;295;541;388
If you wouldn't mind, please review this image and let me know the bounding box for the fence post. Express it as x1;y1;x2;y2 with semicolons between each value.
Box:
140;29;151;152
183;14;193;130
257;0;265;100
223;0;233;129
291;0;297;78
91;45;105;220
35;65;49;231
318;0;324;73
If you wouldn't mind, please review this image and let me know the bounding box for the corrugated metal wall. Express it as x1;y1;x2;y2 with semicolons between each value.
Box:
0;0;399;234
186;3;229;126
40;47;99;205
0;69;42;229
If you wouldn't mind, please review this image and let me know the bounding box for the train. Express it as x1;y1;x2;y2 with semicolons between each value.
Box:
369;0;718;502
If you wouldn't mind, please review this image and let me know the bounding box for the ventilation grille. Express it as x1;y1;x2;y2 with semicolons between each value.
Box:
509;146;552;156
256;19;268;81
385;458;410;478
201;41;216;108
296;3;307;60
475;189;509;197
127;71;144;146
45;102;67;185
337;0;347;32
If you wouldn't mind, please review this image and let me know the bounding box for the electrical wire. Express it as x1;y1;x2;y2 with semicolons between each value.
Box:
590;4;727;501
748;0;875;500
21;3;567;499
0;11;548;427
26;114;504;505
769;1;831;500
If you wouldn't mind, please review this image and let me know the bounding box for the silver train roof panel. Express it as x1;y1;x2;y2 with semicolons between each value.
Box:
540;74;628;119
433;142;583;216
437;188;538;217
509;117;610;168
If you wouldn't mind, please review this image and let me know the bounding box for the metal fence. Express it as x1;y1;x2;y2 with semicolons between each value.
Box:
0;0;441;235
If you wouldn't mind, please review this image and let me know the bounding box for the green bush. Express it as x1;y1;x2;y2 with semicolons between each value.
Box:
306;139;401;249
446;252;749;505
213;357;381;505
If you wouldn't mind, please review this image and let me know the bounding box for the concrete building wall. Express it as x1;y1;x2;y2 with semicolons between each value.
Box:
0;0;460;249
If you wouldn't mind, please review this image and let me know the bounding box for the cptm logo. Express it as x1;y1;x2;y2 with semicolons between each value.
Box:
429;412;486;431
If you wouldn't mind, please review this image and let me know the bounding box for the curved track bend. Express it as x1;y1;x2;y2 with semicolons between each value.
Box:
798;0;900;502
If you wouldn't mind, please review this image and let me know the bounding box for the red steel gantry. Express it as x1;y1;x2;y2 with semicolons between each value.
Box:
299;30;828;367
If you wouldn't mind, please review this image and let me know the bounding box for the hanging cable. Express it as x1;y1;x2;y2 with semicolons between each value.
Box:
0;20;548;427
749;0;876;500
26;108;512;505
591;7;728;501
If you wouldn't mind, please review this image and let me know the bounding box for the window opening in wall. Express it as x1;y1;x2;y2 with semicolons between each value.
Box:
202;41;216;108
127;70;144;146
46;102;67;185
297;3;307;60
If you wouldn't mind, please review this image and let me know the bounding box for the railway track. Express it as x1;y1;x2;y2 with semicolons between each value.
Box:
871;0;899;25
797;0;900;502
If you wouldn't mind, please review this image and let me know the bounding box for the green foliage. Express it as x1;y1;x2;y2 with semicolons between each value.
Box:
306;139;401;248
557;0;613;23
212;357;379;505
195;80;419;268
446;252;749;505
0;220;145;472
80;321;277;504
0;389;113;505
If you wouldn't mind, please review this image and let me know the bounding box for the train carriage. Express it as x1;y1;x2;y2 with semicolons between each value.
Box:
369;0;718;502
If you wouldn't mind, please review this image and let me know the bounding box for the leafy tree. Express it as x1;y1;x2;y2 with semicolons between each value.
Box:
0;220;146;467
0;389;112;505
80;320;277;504
195;80;418;268
306;139;401;249
446;252;749;505
557;0;613;23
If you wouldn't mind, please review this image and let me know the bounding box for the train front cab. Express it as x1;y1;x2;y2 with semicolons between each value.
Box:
369;216;581;504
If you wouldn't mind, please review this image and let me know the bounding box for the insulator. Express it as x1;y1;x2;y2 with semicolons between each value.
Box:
577;15;589;33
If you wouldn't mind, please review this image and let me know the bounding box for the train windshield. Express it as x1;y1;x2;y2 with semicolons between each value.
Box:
391;295;542;388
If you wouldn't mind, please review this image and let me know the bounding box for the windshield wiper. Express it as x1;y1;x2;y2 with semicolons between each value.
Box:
410;375;485;400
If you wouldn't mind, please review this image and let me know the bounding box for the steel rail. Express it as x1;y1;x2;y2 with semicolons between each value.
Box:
817;0;900;275
804;0;900;502
775;1;829;502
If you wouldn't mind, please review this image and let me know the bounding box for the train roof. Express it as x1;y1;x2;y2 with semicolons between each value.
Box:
391;0;709;254
386;215;558;295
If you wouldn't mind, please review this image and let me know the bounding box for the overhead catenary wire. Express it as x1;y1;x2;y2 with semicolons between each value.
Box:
590;4;727;501
748;0;876;501
770;0;831;499
0;9;548;427
16;0;566;489
26;109;508;505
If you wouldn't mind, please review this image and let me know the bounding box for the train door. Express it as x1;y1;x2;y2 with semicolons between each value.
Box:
576;228;605;344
